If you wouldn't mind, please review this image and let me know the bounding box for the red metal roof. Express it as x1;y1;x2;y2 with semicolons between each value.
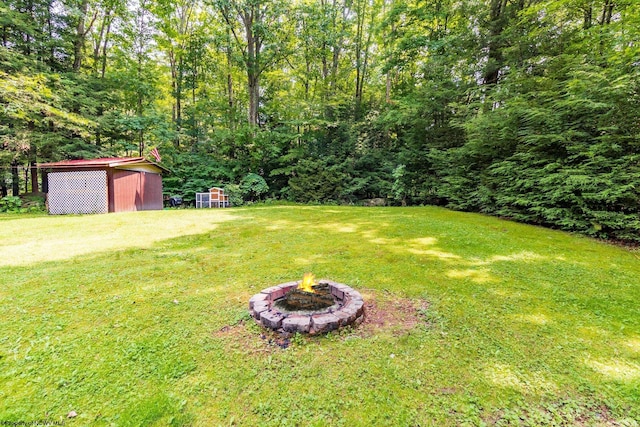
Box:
39;157;143;167
38;157;168;172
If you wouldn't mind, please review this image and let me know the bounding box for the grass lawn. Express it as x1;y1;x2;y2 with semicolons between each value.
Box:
1;206;639;426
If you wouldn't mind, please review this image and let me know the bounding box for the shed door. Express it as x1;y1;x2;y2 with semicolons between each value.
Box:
113;170;163;212
47;171;108;214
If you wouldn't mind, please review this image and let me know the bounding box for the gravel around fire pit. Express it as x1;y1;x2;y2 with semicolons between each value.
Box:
249;280;365;334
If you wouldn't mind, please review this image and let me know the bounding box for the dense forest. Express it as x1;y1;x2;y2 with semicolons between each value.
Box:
1;0;639;240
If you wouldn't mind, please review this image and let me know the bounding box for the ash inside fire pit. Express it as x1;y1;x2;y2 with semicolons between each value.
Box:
249;274;365;334
275;283;334;311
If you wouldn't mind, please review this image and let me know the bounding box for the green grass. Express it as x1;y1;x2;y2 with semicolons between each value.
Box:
1;206;638;426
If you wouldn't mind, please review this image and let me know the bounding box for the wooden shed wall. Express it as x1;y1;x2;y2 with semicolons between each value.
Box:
111;170;163;212
142;172;163;210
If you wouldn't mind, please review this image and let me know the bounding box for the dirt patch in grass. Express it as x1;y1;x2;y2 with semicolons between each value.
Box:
480;401;625;427
357;292;431;337
213;291;432;352
574;404;622;427
213;323;243;337
213;320;295;354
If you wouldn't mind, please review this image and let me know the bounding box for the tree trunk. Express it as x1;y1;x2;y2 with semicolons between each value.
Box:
170;50;177;124
94;12;106;71
482;0;519;86
192;51;198;145
40;170;48;193
94;10;112;76
583;6;592;29
354;0;364;106
137;31;146;154
482;0;504;85
0;174;7;197
248;75;259;127
384;0;394;104
357;0;375;115
100;17;112;79
227;70;234;110
176;56;183;134
30;161;38;193
73;0;89;71
25;0;33;56
219;1;274;128
226;29;235;130
599;0;614;25
304;57;311;100
386;72;391;103
329;0;347;95
320;0;329;83
169;49;183;143
138;92;144;156
46;2;55;65
244;8;259;127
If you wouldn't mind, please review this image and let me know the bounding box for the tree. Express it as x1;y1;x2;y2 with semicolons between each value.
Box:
214;0;290;127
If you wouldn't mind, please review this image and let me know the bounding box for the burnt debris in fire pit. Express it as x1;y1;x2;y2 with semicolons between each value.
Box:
249;275;365;335
275;283;334;311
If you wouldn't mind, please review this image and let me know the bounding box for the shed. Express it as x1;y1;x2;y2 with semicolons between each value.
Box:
38;157;167;214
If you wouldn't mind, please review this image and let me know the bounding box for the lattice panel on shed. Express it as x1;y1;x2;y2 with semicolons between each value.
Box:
48;171;108;214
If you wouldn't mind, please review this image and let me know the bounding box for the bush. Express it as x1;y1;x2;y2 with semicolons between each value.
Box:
240;173;269;202
287;158;349;203
224;184;244;207
0;196;22;212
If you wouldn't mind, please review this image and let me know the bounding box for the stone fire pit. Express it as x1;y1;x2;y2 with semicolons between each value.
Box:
249;280;365;334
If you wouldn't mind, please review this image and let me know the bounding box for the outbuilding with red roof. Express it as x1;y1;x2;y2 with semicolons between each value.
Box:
38;157;167;214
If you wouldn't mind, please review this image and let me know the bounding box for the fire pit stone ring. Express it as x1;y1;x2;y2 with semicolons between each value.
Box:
249;280;364;334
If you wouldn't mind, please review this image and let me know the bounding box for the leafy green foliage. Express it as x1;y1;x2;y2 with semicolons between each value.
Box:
223;183;243;206
162;151;233;204
0;196;21;212
240;173;269;202
391;164;406;205
434;56;640;241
